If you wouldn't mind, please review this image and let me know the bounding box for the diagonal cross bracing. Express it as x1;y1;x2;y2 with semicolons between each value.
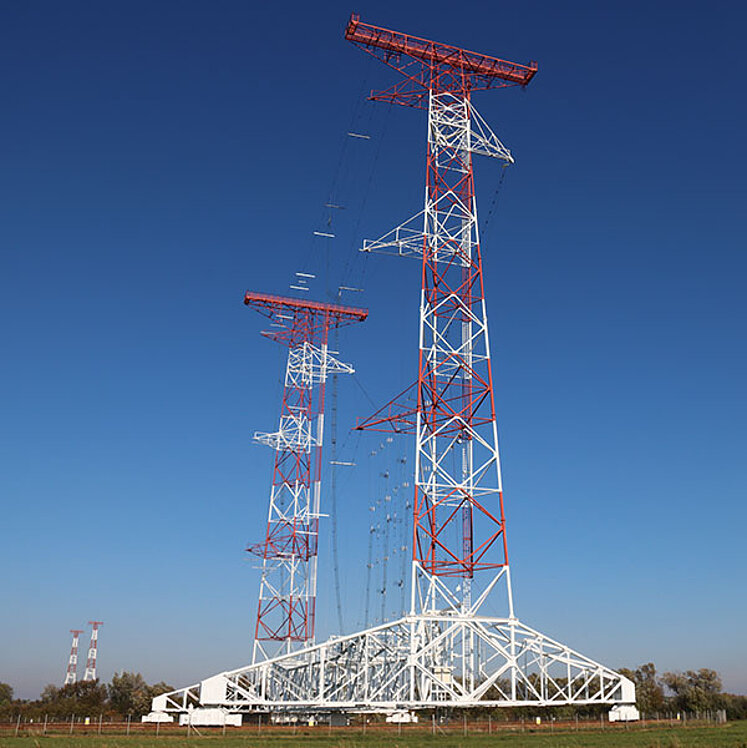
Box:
152;606;634;712
244;292;367;662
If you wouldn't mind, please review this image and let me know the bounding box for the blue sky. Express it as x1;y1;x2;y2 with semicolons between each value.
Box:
1;0;746;699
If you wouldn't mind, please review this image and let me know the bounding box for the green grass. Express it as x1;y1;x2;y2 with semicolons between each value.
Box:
2;723;747;748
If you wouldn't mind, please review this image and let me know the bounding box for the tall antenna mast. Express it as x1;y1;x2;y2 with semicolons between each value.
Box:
349;13;535;616
64;629;83;686
83;621;103;681
244;292;367;662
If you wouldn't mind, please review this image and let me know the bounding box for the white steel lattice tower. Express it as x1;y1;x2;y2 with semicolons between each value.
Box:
64;629;83;685
83;621;103;682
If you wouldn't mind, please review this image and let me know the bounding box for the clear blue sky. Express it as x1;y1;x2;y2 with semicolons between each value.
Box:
2;0;746;699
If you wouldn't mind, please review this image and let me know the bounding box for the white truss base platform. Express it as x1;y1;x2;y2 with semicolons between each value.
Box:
149;611;635;716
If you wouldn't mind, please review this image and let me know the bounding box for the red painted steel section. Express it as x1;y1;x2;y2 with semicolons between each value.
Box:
345;14;537;86
244;291;367;321
245;292;367;644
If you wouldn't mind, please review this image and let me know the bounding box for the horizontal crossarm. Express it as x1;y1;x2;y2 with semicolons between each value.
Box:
345;14;537;87
244;291;368;324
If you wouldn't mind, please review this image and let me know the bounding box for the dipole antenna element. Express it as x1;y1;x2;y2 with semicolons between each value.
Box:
244;292;367;662
64;629;84;685
83;621;103;681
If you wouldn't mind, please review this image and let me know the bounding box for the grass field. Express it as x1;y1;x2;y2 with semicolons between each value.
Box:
2;722;747;748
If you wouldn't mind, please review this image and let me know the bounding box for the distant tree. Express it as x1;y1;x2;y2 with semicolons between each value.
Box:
147;682;174;701
40;684;59;703
107;672;173;718
47;680;109;717
0;682;13;704
662;668;723;712
722;693;747;720
108;672;148;716
142;681;173;716
618;663;665;715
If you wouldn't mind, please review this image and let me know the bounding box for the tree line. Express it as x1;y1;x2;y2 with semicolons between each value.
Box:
615;664;746;720
0;672;173;721
1;664;746;721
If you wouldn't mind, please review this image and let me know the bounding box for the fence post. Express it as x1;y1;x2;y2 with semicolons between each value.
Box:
43;714;48;735
258;713;261;735
14;714;21;737
432;713;436;735
488;714;492;734
126;714;131;735
463;713;467;736
156;718;161;738
98;714;102;735
70;715;75;735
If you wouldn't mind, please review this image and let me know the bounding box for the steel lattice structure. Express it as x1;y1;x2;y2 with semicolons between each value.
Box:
244;292;367;662
64;629;83;686
349;14;534;602
153;614;634;714
148;16;637;721
82;621;102;682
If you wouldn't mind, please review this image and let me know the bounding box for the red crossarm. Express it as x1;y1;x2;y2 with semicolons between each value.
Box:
345;14;537;87
244;291;368;322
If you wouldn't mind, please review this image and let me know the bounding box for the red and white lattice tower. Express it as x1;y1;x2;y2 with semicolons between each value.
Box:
349;15;537;615
82;621;103;681
244;292;367;662
64;629;83;686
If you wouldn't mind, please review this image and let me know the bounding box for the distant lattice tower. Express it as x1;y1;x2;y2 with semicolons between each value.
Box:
82;621;103;681
64;629;83;685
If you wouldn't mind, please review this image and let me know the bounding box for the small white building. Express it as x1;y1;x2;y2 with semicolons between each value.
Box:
141;712;173;723
178;708;242;727
609;704;641;722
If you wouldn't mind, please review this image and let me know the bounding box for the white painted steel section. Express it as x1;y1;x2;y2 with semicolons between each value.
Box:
361;99;512;259
149;603;636;712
